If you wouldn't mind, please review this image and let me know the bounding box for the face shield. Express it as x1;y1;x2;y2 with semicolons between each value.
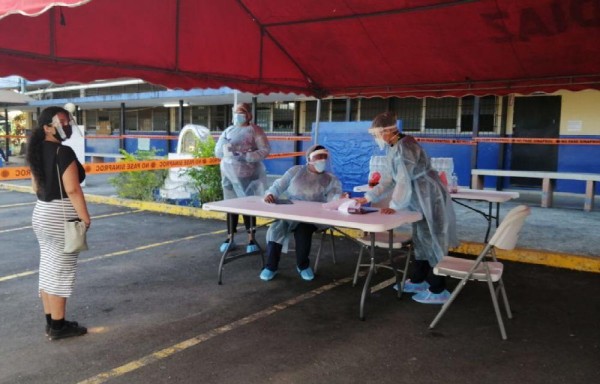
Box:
368;124;398;150
52;112;75;141
307;148;330;173
52;104;83;141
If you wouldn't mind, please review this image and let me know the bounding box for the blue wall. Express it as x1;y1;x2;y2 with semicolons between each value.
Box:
85;130;600;194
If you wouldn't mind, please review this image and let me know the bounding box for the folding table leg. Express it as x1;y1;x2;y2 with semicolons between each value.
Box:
359;232;376;320
397;242;412;299
353;246;365;287
217;232;235;285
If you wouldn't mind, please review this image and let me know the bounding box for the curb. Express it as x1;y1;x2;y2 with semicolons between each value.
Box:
2;182;598;274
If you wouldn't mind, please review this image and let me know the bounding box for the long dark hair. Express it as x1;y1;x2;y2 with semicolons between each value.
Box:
26;106;68;194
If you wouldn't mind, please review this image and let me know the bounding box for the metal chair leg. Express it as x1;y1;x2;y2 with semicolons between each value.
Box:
487;278;508;340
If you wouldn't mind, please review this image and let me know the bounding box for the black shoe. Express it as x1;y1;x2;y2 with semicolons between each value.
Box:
45;320;79;336
48;321;87;340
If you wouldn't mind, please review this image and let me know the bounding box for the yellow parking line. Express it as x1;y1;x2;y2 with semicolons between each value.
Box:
0;210;142;234
0;201;35;208
78;275;353;384
0;229;226;283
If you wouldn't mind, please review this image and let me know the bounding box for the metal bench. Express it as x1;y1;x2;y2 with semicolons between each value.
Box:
85;152;125;163
471;169;600;212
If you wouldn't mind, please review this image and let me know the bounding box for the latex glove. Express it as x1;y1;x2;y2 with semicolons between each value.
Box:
223;143;233;157
354;197;368;206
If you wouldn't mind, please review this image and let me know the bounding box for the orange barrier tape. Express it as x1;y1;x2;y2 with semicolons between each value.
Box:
266;151;305;159
0;152;305;180
0;166;32;180
0;134;310;141
415;138;474;145
474;137;600;145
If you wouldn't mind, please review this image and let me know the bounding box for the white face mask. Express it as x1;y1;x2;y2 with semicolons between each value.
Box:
311;160;327;173
233;113;246;126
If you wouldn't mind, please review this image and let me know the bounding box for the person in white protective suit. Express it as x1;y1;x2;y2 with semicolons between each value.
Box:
215;103;271;253
260;145;345;282
354;112;458;304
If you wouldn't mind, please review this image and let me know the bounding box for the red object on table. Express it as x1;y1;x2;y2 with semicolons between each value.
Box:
368;172;381;187
439;171;448;187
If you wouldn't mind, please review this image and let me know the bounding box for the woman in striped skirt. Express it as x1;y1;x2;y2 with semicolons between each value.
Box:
27;106;91;340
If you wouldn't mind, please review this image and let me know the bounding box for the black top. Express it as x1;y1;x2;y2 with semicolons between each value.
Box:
37;141;86;202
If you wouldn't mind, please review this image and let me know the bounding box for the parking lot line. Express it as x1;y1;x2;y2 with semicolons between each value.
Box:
78;275;354;384
0;229;226;283
0;210;142;234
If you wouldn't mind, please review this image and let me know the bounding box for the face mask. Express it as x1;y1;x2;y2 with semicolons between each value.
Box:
233;113;246;126
375;137;387;151
311;160;327;173
52;115;72;141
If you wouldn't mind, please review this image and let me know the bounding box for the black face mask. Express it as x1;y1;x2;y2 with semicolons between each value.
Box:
53;124;73;141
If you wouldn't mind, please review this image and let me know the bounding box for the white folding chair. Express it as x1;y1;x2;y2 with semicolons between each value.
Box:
429;205;531;340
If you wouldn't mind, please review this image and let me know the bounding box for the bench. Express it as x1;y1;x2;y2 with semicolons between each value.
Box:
471;169;600;212
85;152;125;163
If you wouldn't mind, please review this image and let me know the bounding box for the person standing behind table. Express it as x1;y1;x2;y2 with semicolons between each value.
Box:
261;145;345;282
215;103;271;253
354;112;458;304
26;106;91;340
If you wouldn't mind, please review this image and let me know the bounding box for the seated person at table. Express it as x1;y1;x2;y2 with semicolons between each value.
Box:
261;145;344;281
354;112;458;304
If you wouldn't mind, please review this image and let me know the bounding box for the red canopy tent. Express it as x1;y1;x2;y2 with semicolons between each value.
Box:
0;0;598;98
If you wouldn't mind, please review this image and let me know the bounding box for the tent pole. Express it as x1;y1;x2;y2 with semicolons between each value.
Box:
314;99;321;144
3;108;9;162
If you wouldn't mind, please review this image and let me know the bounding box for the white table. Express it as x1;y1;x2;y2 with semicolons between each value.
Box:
450;188;519;242
203;196;422;319
354;185;519;242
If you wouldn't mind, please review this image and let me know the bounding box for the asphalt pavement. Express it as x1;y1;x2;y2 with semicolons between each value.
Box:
0;157;599;384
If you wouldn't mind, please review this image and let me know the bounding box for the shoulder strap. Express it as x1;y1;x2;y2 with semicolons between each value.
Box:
56;147;67;221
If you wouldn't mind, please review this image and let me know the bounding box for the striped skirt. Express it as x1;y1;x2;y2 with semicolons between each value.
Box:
32;199;80;298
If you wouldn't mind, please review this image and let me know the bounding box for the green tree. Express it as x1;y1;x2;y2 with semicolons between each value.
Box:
180;137;222;204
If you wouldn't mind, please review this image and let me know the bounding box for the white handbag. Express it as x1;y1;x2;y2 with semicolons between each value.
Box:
56;151;88;253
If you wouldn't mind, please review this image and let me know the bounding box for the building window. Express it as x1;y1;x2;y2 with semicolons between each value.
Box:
255;104;271;132
425;97;459;133
174;107;191;131
209;105;229;132
272;102;294;132
125;110;138;131
460;95;497;133
360;98;389;121
85;110;98;130
153;108;169;131
304;101;318;132
191;106;210;127
393;97;422;131
330;99;348;121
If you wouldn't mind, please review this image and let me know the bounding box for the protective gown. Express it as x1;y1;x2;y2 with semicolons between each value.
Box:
365;135;458;266
266;165;343;250
215;124;270;199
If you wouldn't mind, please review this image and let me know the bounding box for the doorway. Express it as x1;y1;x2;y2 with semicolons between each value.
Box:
510;96;561;187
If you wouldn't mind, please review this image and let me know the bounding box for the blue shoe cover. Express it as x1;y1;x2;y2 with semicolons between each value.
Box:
219;240;236;253
296;266;315;281
394;279;430;293
260;268;277;281
246;243;259;253
412;289;451;304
